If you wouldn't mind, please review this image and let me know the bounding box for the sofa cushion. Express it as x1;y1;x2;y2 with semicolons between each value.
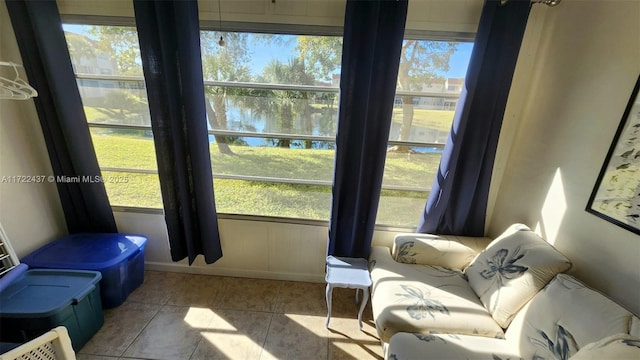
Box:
465;223;572;328
570;333;640;359
632;316;640;337
387;332;518;360
369;246;504;343
506;274;637;360
392;234;491;269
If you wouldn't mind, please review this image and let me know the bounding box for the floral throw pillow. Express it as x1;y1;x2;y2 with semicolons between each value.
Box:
465;224;572;328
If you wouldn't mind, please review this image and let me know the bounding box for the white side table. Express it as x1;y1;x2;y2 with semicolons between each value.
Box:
325;255;372;330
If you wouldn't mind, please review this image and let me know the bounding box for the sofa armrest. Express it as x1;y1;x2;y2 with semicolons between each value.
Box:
369;245;397;273
369;246;403;288
391;233;492;269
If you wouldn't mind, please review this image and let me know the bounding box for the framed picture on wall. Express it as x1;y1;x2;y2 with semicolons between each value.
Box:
587;74;640;235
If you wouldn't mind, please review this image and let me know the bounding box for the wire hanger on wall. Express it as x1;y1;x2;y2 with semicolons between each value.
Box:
0;61;38;100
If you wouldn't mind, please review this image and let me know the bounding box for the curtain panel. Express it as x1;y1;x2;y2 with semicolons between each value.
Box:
417;0;532;236
133;0;222;264
327;0;408;258
6;0;117;233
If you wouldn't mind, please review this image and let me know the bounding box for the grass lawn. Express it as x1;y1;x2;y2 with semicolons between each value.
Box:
84;106;136;123
391;108;455;132
90;118;443;227
86;104;454;138
309;104;455;133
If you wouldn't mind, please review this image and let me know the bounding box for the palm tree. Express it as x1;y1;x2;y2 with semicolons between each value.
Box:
252;58;315;148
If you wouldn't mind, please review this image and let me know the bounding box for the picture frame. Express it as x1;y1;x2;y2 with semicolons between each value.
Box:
587;74;640;235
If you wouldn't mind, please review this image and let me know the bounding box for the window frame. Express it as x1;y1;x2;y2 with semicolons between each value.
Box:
63;15;474;230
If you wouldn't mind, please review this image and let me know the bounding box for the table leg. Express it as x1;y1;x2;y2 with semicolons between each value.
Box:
325;284;333;328
357;286;369;330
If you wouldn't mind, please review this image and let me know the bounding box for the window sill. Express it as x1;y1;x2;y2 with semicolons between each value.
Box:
110;206;415;232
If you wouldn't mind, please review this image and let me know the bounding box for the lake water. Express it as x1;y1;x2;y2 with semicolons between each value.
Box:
207;104;445;153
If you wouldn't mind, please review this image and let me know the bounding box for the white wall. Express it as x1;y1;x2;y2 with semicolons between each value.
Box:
115;210;398;283
0;2;67;258
57;0;483;33
489;0;640;315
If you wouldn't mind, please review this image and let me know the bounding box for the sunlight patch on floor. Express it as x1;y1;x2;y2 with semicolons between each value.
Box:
183;307;216;329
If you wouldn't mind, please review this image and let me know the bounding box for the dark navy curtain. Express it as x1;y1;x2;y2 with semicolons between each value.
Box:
327;0;408;258
417;0;532;236
6;0;117;233
134;0;222;264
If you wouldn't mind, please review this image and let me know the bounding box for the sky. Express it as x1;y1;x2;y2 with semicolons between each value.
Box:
63;24;473;80
246;38;473;80
447;42;473;78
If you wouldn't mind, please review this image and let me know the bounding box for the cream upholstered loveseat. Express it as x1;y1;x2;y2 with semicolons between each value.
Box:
369;224;640;359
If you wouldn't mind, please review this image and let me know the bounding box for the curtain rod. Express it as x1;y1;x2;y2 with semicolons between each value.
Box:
501;0;561;6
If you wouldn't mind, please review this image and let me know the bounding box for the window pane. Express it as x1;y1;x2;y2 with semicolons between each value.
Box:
376;190;429;228
204;86;338;137
379;40;473;227
64;23;472;228
390;41;473;144
90;128;156;170
396;40;467;92
65;24;159;209
381;148;442;191
64;25;143;76
202;30;342;220
80;79;149;126
101;171;162;209
200;32;342;87
377;145;443;227
211;141;333;182
214;179;331;220
390;100;455;145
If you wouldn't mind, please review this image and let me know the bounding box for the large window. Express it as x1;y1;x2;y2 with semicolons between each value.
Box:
199;30;341;220
63;23;471;228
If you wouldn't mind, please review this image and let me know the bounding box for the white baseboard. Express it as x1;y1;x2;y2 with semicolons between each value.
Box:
144;261;326;283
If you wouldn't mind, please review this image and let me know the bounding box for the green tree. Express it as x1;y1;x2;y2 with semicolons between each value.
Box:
396;41;457;150
87;26;142;76
65;27;148;124
295;36;342;83
294;36;342;147
65;32;96;64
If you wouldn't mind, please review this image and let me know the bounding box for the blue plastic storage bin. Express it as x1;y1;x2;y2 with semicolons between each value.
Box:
0;265;104;351
21;233;147;308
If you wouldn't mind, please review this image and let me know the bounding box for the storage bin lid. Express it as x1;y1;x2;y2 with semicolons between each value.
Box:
22;233;147;271
0;269;101;317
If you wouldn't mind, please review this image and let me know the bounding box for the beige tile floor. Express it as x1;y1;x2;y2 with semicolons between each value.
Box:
77;271;382;360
